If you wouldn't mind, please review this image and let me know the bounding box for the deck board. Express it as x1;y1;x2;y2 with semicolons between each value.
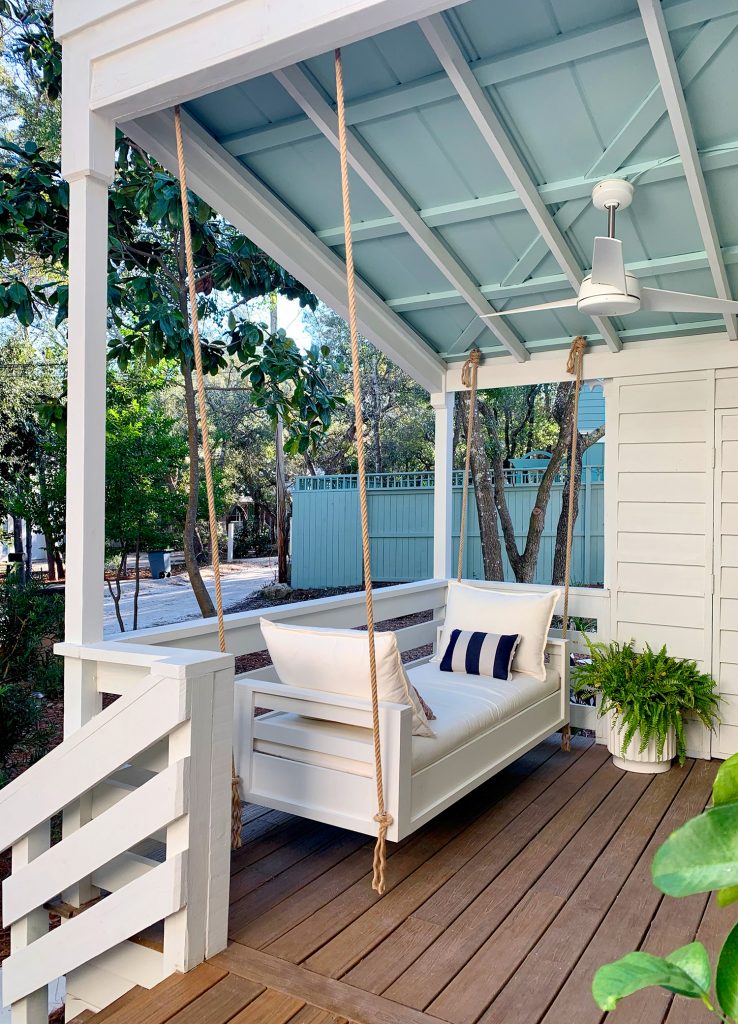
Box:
79;741;726;1024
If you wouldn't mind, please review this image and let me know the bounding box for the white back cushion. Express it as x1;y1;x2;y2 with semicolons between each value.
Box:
435;582;560;682
260;618;434;737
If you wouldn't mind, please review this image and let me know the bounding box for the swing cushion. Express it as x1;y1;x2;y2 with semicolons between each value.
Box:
260;618;435;737
434;582;560;682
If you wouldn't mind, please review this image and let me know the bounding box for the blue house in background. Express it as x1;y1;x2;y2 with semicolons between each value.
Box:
578;381;605;469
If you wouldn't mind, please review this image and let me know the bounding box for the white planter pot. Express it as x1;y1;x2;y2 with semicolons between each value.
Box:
606;710;676;774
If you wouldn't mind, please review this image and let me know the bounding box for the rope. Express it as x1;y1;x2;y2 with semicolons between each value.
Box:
334;48;392;895
457;348;482;582
174;106;243;849
560;335;586;753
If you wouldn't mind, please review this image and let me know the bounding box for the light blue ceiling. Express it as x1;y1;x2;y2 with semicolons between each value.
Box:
185;0;738;362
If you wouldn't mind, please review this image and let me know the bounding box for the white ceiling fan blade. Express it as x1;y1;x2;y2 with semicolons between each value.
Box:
640;288;738;315
480;297;578;319
591;237;626;293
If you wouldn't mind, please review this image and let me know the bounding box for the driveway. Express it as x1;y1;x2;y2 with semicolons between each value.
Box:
103;558;275;637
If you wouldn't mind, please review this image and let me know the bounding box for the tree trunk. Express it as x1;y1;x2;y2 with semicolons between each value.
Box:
181;359;216;617
11;515;25;586
132;537;142;631
44;532;57;581
177;245;216;618
456;393;504;580
552;423;605;586
480;384;574;583
271;296;290;584
370;355;382;473
107;553;126;632
24;520;33;580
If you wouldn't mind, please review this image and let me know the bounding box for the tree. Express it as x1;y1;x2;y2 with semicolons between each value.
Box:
105;366;189;631
456;380;604;585
0;2;343;615
303;304;433;475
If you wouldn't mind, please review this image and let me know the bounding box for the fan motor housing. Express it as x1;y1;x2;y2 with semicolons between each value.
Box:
578;273;641;316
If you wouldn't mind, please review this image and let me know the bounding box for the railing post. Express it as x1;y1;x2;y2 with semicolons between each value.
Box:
163;661;234;972
10;823;50;1024
432;390;453;579
61;99;115;908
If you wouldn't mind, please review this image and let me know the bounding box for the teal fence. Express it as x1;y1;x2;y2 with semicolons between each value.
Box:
290;467;604;589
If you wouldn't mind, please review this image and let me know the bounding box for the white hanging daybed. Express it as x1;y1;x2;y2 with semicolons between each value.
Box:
233;581;569;842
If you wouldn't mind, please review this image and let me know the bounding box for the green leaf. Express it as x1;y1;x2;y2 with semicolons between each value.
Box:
592;948;711;1012
717;884;738;907
652;803;738;896
716;920;738;1018
665;942;712;995
713;752;738;807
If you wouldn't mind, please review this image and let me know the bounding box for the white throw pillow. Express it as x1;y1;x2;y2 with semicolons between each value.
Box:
260;618;434;737
434;582;560;682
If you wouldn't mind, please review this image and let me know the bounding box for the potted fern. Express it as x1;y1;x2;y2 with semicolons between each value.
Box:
573;638;719;773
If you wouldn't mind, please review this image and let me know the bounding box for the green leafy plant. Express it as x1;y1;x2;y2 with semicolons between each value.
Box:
573;636;719;765
593;751;738;1020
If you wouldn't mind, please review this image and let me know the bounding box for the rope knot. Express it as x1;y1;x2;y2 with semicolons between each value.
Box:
461;346;482;388
373;811;393;829
566;335;586;375
371;811;393;896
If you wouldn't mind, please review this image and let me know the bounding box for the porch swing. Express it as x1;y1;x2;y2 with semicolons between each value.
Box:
177;51;577;894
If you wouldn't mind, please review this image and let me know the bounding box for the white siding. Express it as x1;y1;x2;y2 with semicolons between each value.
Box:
608;370;714;759
713;369;738;759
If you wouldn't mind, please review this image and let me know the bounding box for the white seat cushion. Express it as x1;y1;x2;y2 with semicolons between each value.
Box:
408;661;559;771
435;582;560;682
249;661;560;777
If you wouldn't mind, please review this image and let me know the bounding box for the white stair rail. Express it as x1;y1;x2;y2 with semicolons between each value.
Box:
0;644;234;1024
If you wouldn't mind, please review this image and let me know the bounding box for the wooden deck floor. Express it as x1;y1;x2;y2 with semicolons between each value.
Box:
82;736;723;1024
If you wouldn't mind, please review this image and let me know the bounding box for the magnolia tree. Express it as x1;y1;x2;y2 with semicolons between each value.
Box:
0;1;343;611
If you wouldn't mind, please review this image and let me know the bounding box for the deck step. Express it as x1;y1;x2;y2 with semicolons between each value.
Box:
45;894;106;921
129;920;164;954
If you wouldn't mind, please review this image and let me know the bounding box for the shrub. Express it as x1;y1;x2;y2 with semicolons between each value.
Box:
0;569;65;698
0;680;42;778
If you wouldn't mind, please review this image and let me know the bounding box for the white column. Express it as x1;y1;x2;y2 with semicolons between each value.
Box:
60;88;114;906
432;390;454;580
61;95;114;733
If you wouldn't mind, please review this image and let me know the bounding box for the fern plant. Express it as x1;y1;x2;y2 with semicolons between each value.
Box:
573;636;719;765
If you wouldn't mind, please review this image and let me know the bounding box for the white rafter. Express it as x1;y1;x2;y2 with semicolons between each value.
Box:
420;13;623;354
637;0;737;341
274;63;530;363
122;108;446;393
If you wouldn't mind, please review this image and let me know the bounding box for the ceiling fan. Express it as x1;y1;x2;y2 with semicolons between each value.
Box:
481;179;738;321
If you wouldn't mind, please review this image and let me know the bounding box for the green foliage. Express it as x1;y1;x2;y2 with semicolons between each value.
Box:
105;366;189;556
573;636;719;765
593;752;738;1021
0;568;64;694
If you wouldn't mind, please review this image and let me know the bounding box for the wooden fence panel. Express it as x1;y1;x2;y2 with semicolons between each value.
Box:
291;472;604;588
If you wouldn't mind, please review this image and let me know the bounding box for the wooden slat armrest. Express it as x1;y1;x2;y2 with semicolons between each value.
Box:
235;676;407;714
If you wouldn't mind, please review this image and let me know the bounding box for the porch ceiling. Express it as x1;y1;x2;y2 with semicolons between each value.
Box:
180;0;738;366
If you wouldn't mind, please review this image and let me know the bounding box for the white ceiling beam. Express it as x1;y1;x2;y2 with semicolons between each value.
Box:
447;332;738;391
420;14;622;355
637;0;737;340
122;108;445;393
275;63;530;363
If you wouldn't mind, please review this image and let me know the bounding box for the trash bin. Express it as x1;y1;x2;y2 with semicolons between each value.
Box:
147;550;172;579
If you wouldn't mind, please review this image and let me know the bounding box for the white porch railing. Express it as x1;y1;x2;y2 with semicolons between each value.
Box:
0;577;608;1022
0;643;233;1024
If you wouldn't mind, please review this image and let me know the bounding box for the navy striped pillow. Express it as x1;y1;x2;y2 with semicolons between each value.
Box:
440;629;520;681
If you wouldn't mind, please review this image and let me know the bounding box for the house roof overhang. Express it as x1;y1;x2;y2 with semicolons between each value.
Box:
55;0;738;392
